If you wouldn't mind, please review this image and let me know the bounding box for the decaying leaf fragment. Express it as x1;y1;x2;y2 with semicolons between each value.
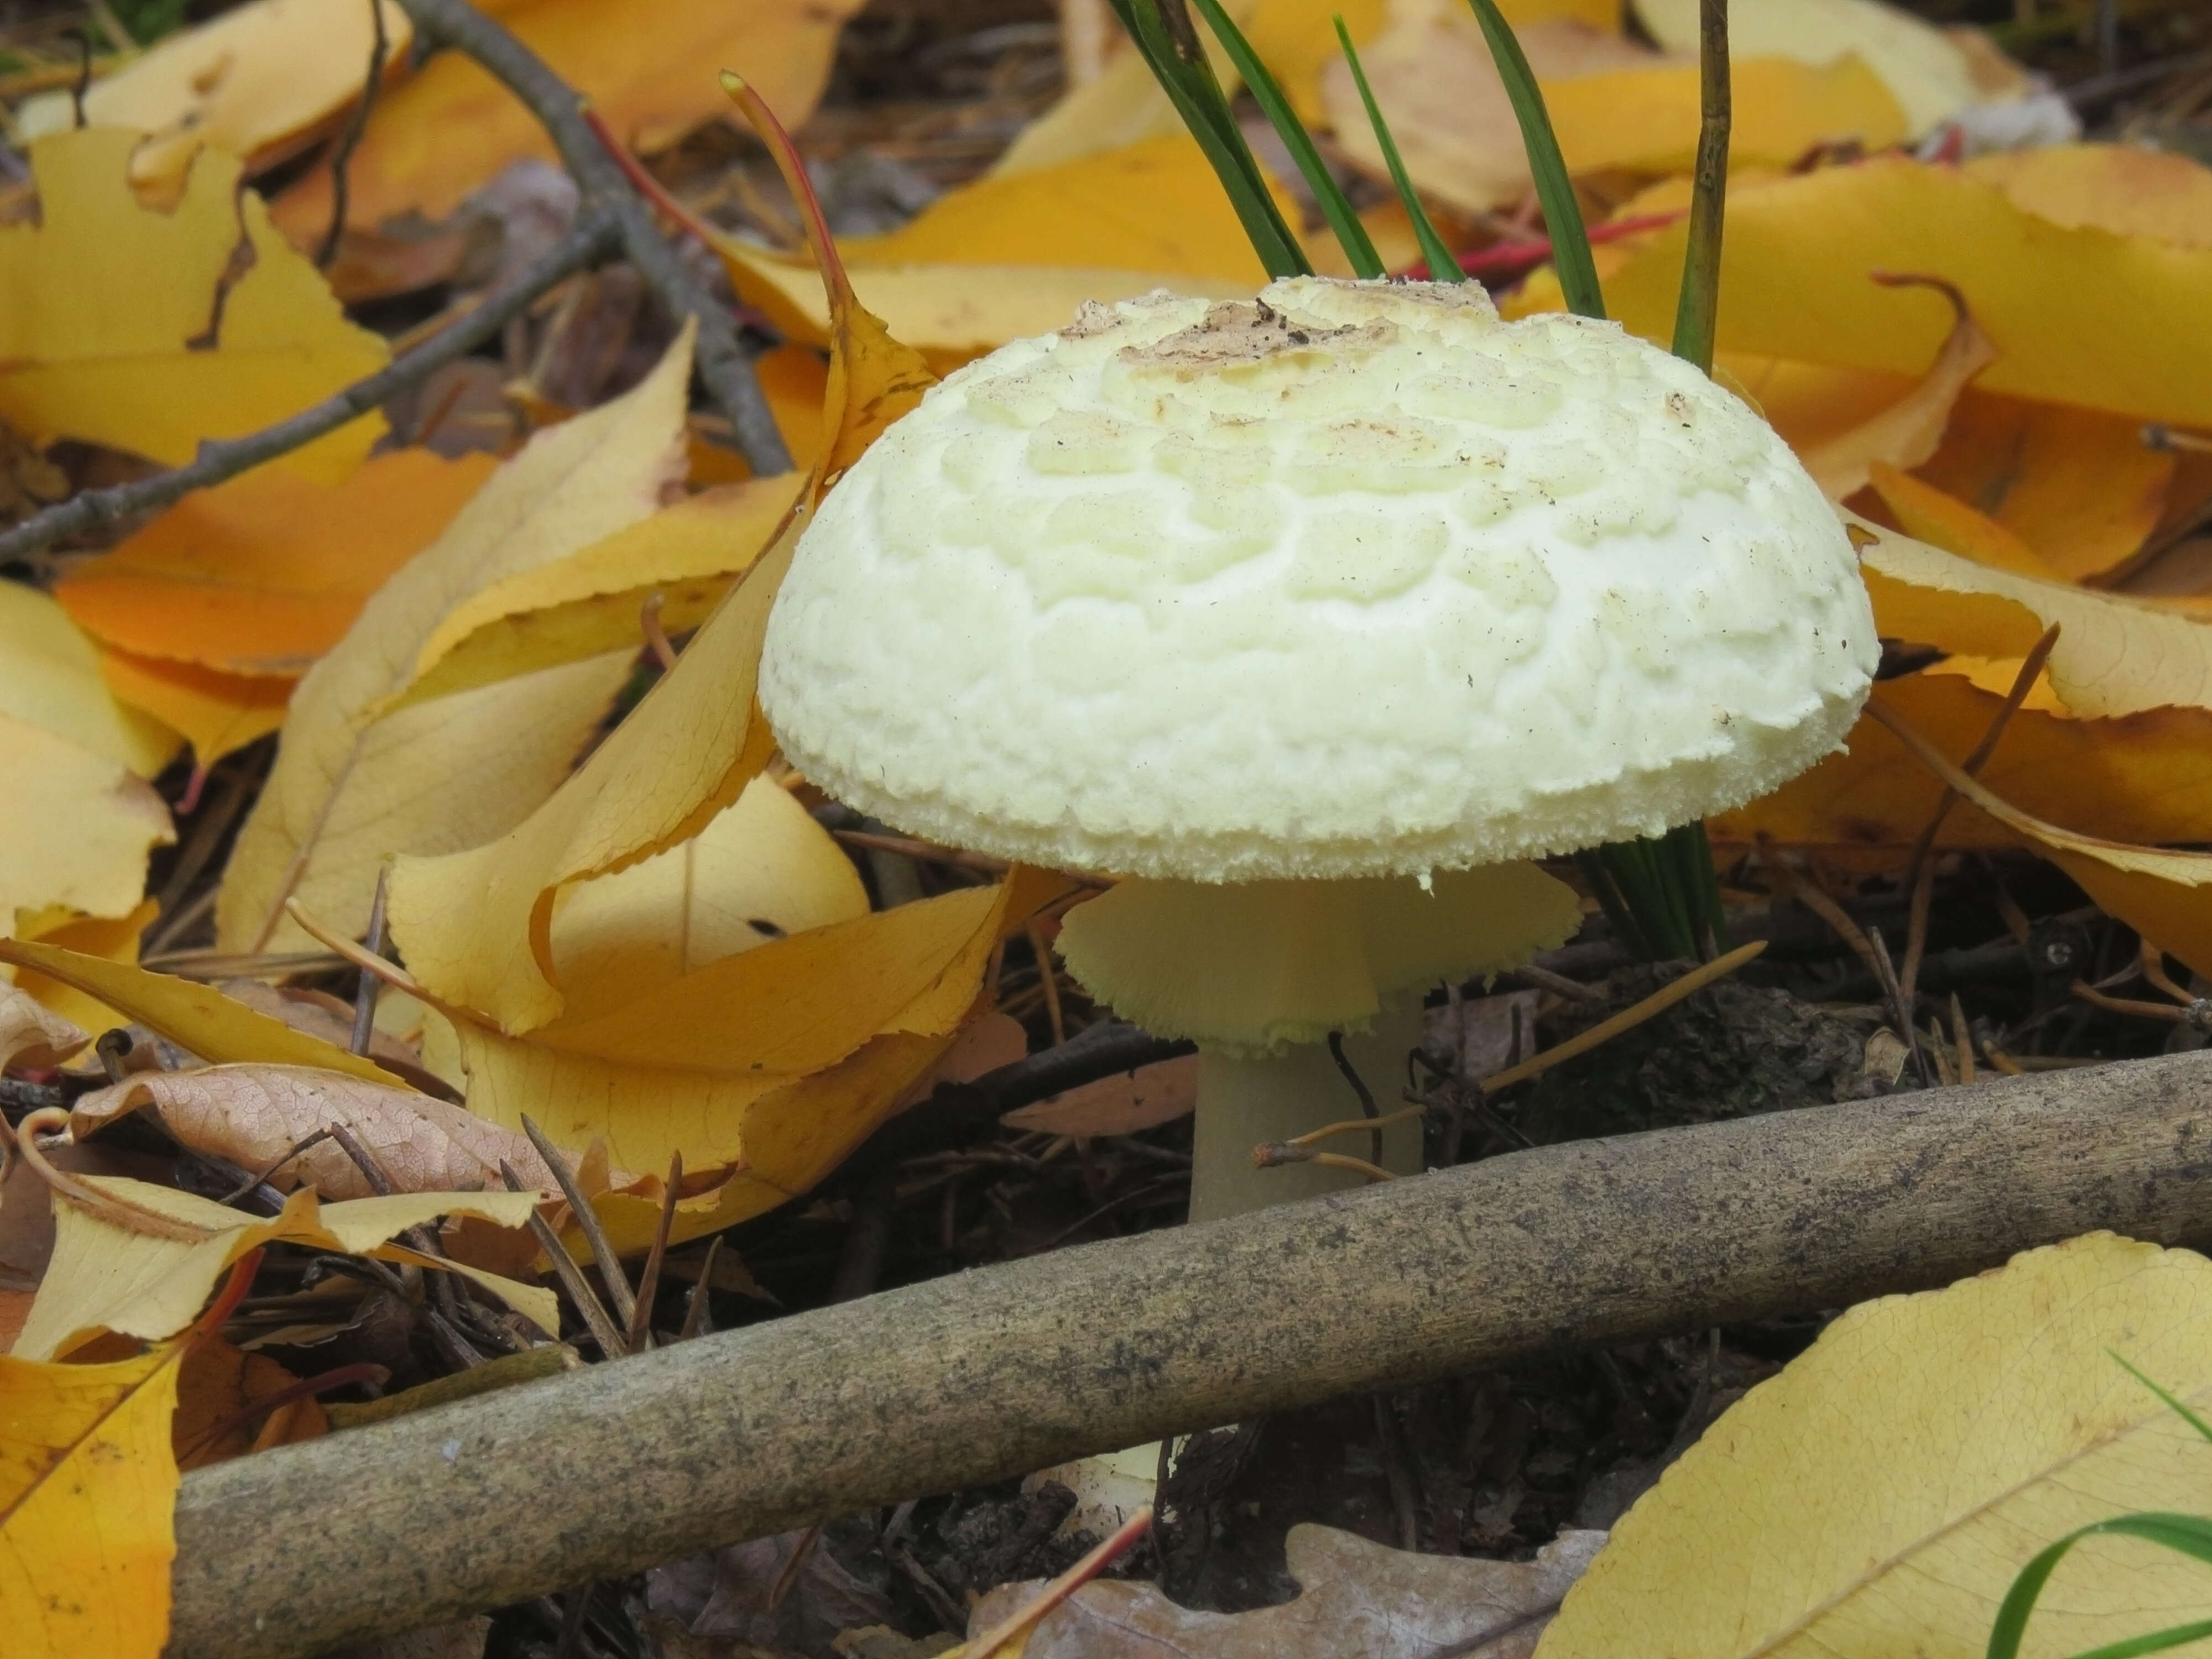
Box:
69;1064;562;1202
1537;1234;2212;1656
972;1524;1605;1657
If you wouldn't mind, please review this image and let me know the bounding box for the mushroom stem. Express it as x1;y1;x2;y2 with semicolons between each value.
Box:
1188;1001;1428;1224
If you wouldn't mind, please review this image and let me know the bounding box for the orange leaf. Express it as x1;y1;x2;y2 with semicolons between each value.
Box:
56;450;497;677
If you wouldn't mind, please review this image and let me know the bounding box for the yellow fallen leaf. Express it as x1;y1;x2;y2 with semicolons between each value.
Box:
0;130;387;483
69;1063;565;1201
1965;143;2212;250
1323;1;1901;215
1915;390;2174;582
9;900;158;1037
395;472;804;707
371;1239;557;1336
1245;0;1390;124
535;884;1003;1075
1869;463;2063;579
389;125;936;1032
268;0;867;240
990;16;1248;179
91;649;294;771
215;327;698;954
723;244;1246;375
0;717;172;942
1530;156;2212;427
1853;514;2212;717
545;774;868;1021
1798;279;1997;502
14;1178;536;1361
1715;669;2212;851
56;448;499;677
0;981;86;1070
0;1340;187;1658
1538;1233;2212;1656
0;940;406;1087
0;581;177;779
1547;54;1905;180
847;135;1286;285
18;0;409;191
1866;698;2212;977
1634;0;1981;134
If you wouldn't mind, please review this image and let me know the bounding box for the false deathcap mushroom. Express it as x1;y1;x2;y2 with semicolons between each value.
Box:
760;276;1876;1223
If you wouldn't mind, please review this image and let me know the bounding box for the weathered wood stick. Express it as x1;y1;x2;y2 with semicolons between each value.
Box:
169;1054;2212;1658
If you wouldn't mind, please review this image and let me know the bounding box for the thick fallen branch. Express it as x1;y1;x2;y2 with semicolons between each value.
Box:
169;1052;2212;1658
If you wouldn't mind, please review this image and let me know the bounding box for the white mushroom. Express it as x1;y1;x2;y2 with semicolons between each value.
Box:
761;275;1876;1223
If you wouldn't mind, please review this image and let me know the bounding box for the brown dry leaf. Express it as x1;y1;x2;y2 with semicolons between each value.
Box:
171;1337;327;1472
1868;704;2212;978
18;0;409;191
268;0;867;241
0;940;407;1087
0;130;388;483
56;449;499;679
970;1524;1605;1657
70;1064;562;1201
0;983;87;1072
1001;1055;1200;1137
1798;280;1997;502
13;1177;536;1360
1912;390;2176;582
395;472;806;707
215;326;697;954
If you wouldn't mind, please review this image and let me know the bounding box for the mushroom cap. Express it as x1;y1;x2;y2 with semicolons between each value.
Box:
761;276;1876;882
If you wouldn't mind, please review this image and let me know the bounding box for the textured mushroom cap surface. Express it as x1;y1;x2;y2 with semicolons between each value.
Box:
761;276;1877;881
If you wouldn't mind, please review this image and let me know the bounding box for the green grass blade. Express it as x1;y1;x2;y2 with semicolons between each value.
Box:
1670;0;1730;372
2067;1617;2212;1659
1458;0;1601;318
2111;1352;2212;1448
1990;1515;2212;1659
1332;17;1464;281
1575;850;1653;963
1107;0;1312;278
1189;0;1383;278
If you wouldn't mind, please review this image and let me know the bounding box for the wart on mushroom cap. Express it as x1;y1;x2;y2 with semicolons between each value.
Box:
761;275;1877;1215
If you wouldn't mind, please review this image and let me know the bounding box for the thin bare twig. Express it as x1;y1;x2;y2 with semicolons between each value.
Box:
317;0;392;267
393;0;793;476
349;870;390;1057
500;1160;627;1359
623;1153;682;1354
519;1115;637;1329
0;213;618;565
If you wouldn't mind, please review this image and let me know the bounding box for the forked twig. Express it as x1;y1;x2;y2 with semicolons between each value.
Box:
519;1115;637;1329
500;1159;627;1359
